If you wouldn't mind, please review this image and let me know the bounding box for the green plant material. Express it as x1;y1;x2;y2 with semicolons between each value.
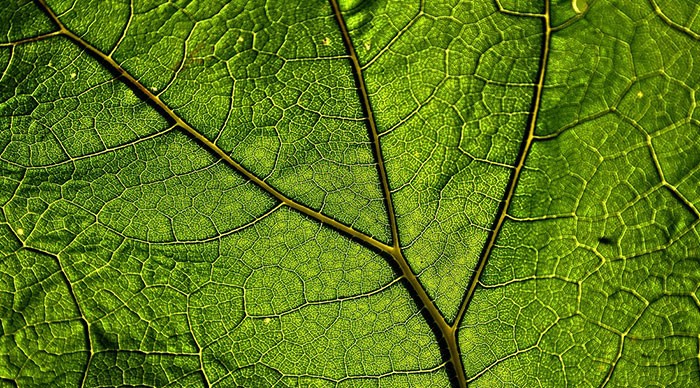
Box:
1;0;699;386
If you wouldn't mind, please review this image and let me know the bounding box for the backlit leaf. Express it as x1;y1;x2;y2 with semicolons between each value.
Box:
1;0;698;386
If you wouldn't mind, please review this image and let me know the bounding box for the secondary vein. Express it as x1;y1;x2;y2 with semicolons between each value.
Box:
452;3;552;332
329;1;465;387
328;0;401;250
34;0;393;255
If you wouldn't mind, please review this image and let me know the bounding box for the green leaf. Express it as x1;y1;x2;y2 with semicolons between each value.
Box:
1;0;698;387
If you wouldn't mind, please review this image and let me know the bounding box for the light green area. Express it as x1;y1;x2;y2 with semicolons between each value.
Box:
343;0;543;320
50;0;391;241
497;0;544;15
1;0;699;387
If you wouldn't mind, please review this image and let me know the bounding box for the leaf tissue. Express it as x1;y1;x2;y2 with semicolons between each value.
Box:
1;0;699;386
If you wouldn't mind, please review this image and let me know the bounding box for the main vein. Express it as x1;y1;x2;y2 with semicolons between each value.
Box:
34;0;393;254
452;3;552;333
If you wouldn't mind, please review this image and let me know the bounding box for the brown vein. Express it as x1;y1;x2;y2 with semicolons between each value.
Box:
452;0;552;344
0;30;62;48
328;0;400;249
328;1;462;386
34;0;393;256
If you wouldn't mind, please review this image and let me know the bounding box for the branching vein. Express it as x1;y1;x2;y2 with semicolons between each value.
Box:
34;0;393;256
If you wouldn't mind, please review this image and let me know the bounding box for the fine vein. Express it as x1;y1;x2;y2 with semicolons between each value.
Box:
34;0;393;256
33;1;555;387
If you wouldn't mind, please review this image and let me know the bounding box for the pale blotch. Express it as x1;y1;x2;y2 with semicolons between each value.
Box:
70;72;76;79
363;41;371;51
237;36;244;43
16;228;24;236
572;0;587;14
322;37;331;46
637;91;644;98
150;86;158;92
263;318;271;324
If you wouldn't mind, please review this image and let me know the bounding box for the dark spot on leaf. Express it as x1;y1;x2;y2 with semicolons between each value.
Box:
93;324;118;350
598;236;613;245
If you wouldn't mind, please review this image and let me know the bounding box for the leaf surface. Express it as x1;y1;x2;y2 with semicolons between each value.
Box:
1;0;699;387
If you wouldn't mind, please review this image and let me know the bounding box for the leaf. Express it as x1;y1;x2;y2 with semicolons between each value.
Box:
1;0;699;386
